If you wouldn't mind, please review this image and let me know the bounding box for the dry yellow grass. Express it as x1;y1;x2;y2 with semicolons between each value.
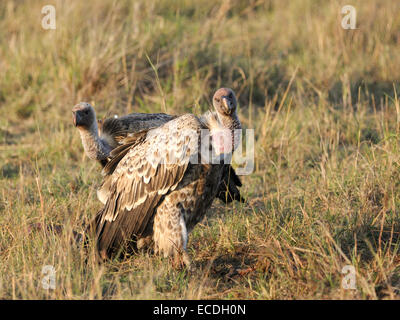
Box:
0;0;400;299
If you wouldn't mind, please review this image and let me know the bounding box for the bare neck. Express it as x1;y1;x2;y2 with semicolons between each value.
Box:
216;112;241;131
200;111;241;130
77;122;111;161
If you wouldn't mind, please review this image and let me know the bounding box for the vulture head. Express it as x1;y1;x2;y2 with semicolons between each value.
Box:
212;88;237;116
72;102;96;129
208;88;241;156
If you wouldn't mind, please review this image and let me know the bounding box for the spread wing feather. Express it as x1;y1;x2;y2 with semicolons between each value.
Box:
94;114;202;257
101;130;148;177
97;112;244;205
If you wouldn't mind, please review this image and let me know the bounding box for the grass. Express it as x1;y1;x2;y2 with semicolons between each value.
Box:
1;0;400;299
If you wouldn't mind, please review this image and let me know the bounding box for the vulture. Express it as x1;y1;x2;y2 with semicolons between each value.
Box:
72;102;244;204
87;88;242;266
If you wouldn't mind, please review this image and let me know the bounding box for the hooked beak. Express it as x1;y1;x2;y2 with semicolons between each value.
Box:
222;97;233;114
72;110;81;127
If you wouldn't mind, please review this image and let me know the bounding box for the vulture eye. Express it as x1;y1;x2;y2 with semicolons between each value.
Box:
215;98;220;103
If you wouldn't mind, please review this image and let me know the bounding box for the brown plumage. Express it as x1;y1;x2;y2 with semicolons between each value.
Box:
89;88;242;266
72;102;245;204
72;104;174;166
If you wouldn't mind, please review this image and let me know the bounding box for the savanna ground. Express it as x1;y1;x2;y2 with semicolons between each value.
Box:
0;0;400;299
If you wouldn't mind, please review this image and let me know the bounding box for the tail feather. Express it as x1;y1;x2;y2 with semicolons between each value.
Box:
216;165;246;204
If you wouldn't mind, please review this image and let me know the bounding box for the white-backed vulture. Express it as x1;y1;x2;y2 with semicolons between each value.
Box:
88;88;242;266
72;102;244;204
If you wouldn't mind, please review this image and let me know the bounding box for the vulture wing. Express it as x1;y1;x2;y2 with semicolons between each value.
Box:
93;114;202;258
100;113;176;147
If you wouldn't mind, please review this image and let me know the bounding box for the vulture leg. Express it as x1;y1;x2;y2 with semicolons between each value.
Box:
153;197;191;268
136;234;153;252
